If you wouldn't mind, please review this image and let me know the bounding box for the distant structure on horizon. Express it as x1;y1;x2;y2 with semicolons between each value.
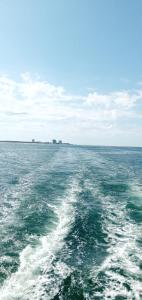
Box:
0;139;70;145
52;139;63;144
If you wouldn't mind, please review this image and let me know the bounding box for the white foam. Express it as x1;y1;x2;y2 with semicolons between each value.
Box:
0;179;79;300
90;190;142;300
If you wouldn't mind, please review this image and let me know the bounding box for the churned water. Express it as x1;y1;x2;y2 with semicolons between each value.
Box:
0;143;142;300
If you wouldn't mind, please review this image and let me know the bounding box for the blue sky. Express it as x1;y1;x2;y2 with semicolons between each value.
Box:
0;0;142;145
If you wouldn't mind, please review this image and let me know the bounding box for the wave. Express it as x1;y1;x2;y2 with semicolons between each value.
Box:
0;179;80;300
1;145;142;299
89;184;142;300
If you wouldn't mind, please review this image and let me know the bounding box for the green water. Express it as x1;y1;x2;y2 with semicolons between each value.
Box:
0;143;142;299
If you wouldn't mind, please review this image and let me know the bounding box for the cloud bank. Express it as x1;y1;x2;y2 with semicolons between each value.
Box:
0;73;141;146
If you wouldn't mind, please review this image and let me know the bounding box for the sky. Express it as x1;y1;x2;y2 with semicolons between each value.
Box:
0;0;142;146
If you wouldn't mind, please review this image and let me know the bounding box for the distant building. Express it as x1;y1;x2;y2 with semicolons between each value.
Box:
52;139;57;144
58;140;62;144
32;139;35;143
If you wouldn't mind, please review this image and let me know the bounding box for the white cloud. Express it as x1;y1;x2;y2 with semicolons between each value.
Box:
0;72;141;145
86;90;139;109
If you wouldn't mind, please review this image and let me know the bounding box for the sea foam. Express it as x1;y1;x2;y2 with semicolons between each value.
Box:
0;179;79;300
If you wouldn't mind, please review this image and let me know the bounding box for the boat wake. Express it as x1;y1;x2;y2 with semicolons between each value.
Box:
0;179;79;300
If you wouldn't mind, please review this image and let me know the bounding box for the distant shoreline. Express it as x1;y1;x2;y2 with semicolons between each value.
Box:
0;141;142;148
0;140;70;145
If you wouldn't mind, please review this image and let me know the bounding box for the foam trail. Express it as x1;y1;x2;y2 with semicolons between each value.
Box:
0;179;79;300
90;192;142;300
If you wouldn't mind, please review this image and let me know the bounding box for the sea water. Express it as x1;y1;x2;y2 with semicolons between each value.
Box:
0;143;142;300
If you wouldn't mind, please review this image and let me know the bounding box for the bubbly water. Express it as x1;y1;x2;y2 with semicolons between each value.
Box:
0;143;142;300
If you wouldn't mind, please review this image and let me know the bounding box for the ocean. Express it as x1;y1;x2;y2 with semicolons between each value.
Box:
0;143;142;300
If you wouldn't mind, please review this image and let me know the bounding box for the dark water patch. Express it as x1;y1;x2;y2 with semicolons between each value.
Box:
108;266;128;279
0;259;18;277
0;247;19;285
0;272;7;285
61;185;108;270
129;210;142;223
19;209;55;235
136;237;142;248
34;180;66;199
8;176;19;185
126;202;142;223
15;195;57;238
114;296;128;300
53;273;85;300
88;269;131;300
101;181;129;196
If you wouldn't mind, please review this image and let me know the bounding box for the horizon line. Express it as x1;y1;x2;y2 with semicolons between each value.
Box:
0;140;142;148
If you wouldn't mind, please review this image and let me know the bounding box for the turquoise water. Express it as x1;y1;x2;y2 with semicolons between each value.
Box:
0;143;142;300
